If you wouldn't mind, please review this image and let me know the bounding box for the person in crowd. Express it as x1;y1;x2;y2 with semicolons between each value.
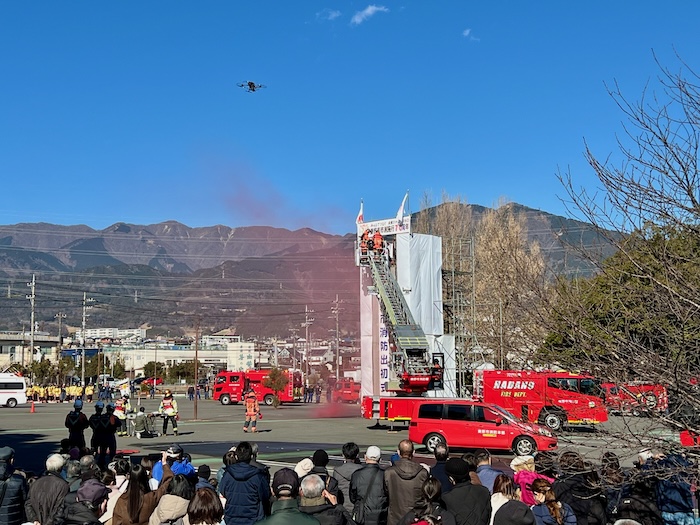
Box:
492;497;536;525
254;467;319;525
243;389;261;433
66;399;90;449
63;460;83;504
299;473;354;525
640;451;695;525
187;487;224;525
0;446;29;525
140;456;159;491
304;449;340;499
219;441;271;525
489;474;519;525
534;452;558;482
511;455;554;506
250;442;271;484
460;453;483;487
600;451;630;523
112;452;173;525
196;465;215;491
442;458;491;525
616;480;663;525
552;452;606;525
25;453;69;525
474;450;504;494
152;444;196;486
333;442;364;513
112;457;131;494
350;446;388;525
80;454;101;483
430;444;452;495
159;389;179;436
61;478;111;525
398;476;456;525
148;473;194;525
384;440;429;525
216;447;237;490
530;479;577;525
295;458;315;479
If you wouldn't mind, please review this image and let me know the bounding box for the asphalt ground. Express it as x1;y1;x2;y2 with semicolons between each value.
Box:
0;395;679;475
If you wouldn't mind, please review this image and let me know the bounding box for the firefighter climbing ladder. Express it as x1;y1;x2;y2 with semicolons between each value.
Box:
367;255;433;388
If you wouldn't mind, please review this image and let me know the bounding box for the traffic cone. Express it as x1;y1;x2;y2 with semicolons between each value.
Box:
30;401;35;413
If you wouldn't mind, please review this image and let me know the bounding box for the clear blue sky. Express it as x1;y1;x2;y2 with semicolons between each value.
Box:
2;2;699;235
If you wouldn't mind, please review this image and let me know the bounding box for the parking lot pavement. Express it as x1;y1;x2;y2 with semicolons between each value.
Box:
2;396;664;474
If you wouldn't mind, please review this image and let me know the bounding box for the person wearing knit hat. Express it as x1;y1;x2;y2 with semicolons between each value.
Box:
302;449;340;499
295;458;314;478
442;458;491;525
493;499;536;525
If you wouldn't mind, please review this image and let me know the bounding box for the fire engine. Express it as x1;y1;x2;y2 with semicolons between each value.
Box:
213;369;302;406
332;378;362;403
473;370;608;431
600;382;668;416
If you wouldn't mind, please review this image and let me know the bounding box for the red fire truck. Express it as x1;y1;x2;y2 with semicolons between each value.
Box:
600;382;668;416
474;370;608;431
332;378;361;403
213;369;302;406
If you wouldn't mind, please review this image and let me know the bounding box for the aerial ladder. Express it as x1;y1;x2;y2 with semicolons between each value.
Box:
367;254;441;395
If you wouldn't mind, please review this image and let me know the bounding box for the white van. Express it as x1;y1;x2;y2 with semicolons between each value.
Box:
0;373;28;408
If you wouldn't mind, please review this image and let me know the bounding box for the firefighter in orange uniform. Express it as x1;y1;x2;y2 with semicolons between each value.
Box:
243;389;260;433
372;230;383;254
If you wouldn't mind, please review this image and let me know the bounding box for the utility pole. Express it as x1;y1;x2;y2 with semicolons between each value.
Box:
55;312;66;348
194;317;201;420
302;306;314;376
26;274;36;367
330;295;342;379
80;292;94;390
289;328;299;371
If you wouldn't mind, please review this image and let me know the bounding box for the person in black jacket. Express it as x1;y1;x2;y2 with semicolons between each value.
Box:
299;474;355;525
25;453;69;525
442;458;491;525
350;446;388;525
303;450;340;500
0;446;29;525
616;480;663;525
552;452;606;525
430;444;452;495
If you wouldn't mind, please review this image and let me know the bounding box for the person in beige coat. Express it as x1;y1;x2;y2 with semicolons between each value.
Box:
148;474;194;525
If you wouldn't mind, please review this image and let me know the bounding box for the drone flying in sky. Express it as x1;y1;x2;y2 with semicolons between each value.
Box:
238;81;266;93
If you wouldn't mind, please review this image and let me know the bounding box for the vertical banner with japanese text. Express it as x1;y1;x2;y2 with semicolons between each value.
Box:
379;314;390;393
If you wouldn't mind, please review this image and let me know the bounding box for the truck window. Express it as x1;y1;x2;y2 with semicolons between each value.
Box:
230;375;240;382
579;379;600;396
216;376;226;384
418;404;443;419
446;404;471;421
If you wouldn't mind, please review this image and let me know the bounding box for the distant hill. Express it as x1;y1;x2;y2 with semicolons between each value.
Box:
0;206;612;338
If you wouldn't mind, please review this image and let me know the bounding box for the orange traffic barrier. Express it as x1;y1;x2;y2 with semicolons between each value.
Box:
30;401;35;413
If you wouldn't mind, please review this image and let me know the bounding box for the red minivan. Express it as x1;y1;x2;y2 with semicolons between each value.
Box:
408;400;558;456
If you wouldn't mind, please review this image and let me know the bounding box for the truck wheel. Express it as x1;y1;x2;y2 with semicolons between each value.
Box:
6;398;17;408
220;394;231;406
264;394;274;406
542;410;564;431
513;436;537;456
424;433;446;453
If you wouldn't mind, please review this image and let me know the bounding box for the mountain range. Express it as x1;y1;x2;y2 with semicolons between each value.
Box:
0;204;611;339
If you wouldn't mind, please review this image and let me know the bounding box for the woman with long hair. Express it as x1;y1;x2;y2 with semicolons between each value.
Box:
397;477;456;525
531;479;576;525
489;474;519;525
112;452;173;525
187;487;224;525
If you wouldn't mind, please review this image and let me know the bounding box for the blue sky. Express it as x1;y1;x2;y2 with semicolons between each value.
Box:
2;2;699;235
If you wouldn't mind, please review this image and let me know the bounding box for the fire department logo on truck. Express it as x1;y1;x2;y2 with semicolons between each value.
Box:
493;380;536;390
